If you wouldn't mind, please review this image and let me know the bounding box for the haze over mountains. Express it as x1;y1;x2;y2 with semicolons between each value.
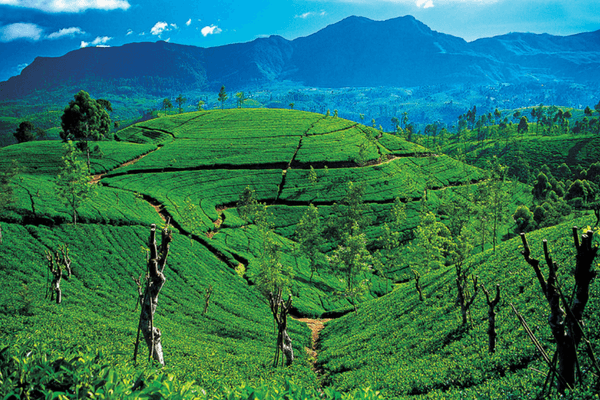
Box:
2;15;600;99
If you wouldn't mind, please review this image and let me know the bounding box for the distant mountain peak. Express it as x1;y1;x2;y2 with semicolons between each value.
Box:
2;15;600;99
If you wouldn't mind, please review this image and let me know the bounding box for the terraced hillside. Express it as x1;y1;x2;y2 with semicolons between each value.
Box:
317;217;600;399
0;109;536;398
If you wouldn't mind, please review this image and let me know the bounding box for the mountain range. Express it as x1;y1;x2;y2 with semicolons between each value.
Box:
1;15;600;99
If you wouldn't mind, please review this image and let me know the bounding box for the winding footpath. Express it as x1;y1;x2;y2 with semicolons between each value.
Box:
293;317;332;375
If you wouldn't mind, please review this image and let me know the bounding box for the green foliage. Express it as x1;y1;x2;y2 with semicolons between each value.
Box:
55;142;95;224
14;120;36;143
328;223;374;312
61;90;111;141
295;204;325;281
218;86;228;109
318;216;600;399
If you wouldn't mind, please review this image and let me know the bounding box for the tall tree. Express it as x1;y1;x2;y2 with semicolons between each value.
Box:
295;204;325;282
252;202;295;367
162;98;173;114
55;142;95;224
61;90;111;171
175;94;187;114
518;116;529;134
218;86;228;109
328;222;373;312
235;91;246;108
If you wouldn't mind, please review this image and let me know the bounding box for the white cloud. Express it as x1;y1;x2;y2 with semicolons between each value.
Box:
80;35;112;48
170;23;178;29
138;31;145;36
295;11;327;19
46;26;85;39
416;0;434;7
151;21;168;36
0;22;43;42
126;28;133;35
201;25;222;37
0;0;131;13
186;19;192;26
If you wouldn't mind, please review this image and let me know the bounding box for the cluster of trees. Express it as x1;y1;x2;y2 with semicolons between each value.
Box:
513;162;600;232
13;121;46;143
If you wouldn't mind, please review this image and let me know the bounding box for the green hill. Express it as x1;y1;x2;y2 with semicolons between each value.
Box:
317;216;600;399
0;108;588;398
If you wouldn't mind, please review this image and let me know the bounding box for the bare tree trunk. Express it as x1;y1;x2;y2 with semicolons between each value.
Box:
269;289;294;367
455;263;479;326
520;228;598;393
45;244;72;305
137;223;172;366
481;283;501;353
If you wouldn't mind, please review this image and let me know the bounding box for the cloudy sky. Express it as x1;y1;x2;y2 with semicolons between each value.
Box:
1;0;599;82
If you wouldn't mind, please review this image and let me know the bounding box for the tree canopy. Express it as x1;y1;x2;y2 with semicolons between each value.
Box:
60;90;111;142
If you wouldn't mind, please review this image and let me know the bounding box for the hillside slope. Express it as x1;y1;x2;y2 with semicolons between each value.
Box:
318;216;600;398
0;109;535;397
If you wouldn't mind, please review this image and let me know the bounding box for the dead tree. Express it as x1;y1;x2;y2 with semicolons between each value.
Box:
44;244;72;304
455;263;479;326
203;285;213;315
520;228;598;393
134;223;172;366
268;288;294;367
481;283;501;353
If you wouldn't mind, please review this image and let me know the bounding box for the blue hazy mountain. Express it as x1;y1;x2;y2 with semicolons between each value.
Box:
2;15;599;99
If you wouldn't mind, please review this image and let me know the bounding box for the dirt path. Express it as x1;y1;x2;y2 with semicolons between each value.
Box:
293;317;332;374
90;148;159;184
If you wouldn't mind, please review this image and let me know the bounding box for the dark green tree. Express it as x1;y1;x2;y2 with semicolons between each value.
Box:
61;90;111;142
218;86;228;109
162;98;173;114
14;121;36;143
61;90;111;171
517;116;529;134
175;94;187;113
96;99;113;112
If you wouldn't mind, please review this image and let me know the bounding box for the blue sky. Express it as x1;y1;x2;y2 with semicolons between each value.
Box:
1;0;599;82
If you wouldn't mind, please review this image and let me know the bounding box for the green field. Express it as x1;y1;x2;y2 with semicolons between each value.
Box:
1;108;597;399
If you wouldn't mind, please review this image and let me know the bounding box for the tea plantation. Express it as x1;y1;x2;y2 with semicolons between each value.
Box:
0;109;596;398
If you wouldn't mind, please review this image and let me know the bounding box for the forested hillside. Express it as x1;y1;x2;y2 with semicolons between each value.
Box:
0;109;598;399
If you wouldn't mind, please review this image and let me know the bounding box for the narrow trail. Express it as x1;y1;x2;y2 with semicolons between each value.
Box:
90;147;160;184
293;317;332;375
